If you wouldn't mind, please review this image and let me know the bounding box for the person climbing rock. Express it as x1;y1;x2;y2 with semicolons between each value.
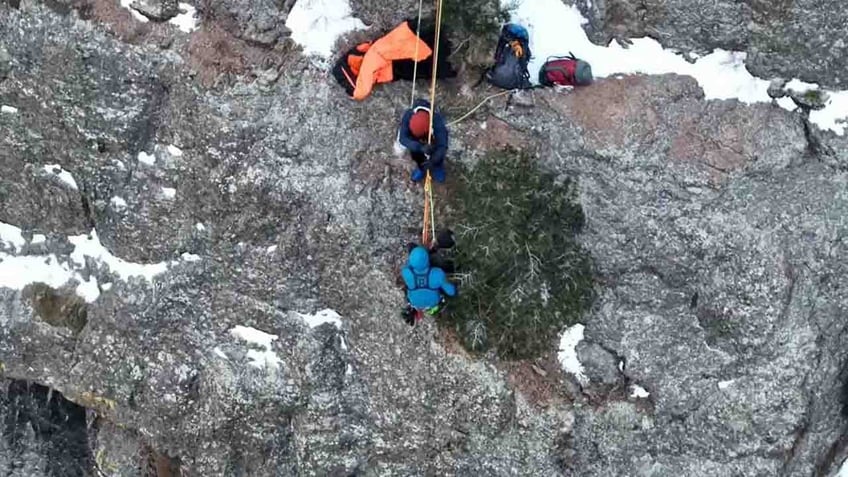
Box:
400;245;456;325
398;98;448;183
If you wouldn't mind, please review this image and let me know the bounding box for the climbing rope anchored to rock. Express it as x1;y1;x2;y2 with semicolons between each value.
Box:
396;0;460;326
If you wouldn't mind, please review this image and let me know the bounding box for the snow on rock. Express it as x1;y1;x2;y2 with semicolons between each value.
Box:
118;0;149;22
161;187;177;199
166;144;184;157
838;458;848;477
285;0;365;60
1;105;18;114
213;347;228;359
110;196;128;210
0;222;26;250
558;323;588;384
42;164;78;190
508;0;848;134
137;151;156;166
810;90;848;135
630;384;650;398
0;222;98;301
0;254;99;302
169;3;198;33
229;325;282;369
1;221;201;302
180;252;201;262
195;223;206;232
69;230;169;281
297;308;343;329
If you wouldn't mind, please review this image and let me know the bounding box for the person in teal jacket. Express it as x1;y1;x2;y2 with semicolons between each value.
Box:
401;246;456;324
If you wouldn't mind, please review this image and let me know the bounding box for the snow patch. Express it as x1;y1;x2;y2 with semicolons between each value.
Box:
118;0;149;22
213;347;228;359
0;223;26;250
229;325;282;369
166;144;183;157
557;323;588;384
110;196;128;210
718;379;735;390
195;223;206;232
0;254;99;302
298;309;343;329
161;187;177;199
170;3;198;33
266;245;278;254
837;458;848;477
509;0;848;134
230;325;277;349
1;221;196;302
180;252;201;262
100;282;113;291
630;384;650;398
69;230;169;282
285;0;365;60
1;105;18;114
42;164;78;190
137;151;156;166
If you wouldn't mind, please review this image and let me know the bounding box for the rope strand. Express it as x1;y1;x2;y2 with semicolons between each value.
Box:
409;0;424;107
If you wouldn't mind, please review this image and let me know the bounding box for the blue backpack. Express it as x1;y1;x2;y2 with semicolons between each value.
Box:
485;24;532;90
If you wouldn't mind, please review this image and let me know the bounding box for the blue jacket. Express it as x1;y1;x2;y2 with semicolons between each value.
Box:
401;246;456;309
398;99;449;168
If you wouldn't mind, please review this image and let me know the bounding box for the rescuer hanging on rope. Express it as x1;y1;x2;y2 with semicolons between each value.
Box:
400;241;457;325
398;98;449;183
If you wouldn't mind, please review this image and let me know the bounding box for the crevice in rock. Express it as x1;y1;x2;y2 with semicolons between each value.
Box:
1;380;93;477
814;423;848;477
800;115;838;166
78;185;97;231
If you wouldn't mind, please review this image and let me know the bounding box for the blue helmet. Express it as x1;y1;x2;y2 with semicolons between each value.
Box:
408;246;430;272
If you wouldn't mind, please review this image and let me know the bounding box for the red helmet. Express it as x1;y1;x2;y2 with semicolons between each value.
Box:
408;110;430;138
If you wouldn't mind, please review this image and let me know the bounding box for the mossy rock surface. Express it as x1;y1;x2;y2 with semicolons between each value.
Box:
444;150;594;359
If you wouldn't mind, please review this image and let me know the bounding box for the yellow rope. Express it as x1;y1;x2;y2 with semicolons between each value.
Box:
427;0;444;144
446;90;513;127
419;0;443;248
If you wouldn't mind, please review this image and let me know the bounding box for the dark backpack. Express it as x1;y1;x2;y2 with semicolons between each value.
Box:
539;54;593;87
485;24;532;90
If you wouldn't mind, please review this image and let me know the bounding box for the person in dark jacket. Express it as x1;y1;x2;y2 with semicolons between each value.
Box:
398;98;448;183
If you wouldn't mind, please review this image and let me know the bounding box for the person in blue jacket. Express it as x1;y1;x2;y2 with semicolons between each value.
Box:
401;245;456;324
398;98;449;183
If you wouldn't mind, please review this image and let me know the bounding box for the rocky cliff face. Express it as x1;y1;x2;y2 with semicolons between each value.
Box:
577;0;848;89
1;0;848;476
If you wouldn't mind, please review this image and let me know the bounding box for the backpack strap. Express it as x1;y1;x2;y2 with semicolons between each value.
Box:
406;266;432;291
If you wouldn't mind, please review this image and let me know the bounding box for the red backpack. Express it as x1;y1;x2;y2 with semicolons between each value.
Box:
538;54;593;87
